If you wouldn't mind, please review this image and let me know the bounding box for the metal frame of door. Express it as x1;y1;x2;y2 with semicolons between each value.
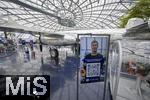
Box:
76;34;110;100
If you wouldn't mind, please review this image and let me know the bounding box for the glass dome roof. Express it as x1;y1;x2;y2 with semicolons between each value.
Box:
0;0;137;32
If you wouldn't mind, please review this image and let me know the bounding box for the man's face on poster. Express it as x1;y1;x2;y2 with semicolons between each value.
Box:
91;41;98;54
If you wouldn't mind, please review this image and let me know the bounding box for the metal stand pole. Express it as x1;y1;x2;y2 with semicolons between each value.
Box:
76;35;79;100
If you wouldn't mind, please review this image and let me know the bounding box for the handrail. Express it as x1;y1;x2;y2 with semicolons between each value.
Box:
122;51;150;60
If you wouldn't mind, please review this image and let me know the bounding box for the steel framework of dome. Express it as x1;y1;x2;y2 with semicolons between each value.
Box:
0;0;137;32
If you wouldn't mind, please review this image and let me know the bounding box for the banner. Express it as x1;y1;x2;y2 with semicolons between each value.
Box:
80;36;109;83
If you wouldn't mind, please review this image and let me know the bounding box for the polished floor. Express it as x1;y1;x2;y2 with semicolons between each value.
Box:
117;76;150;100
0;45;111;100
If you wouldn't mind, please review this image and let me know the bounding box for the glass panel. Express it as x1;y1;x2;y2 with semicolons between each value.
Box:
0;0;136;32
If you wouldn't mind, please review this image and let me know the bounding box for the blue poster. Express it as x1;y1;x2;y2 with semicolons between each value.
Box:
80;36;108;83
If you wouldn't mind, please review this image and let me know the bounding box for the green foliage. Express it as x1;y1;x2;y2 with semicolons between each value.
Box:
120;0;150;28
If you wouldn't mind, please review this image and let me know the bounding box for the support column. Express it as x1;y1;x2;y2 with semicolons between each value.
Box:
39;33;43;52
4;31;7;39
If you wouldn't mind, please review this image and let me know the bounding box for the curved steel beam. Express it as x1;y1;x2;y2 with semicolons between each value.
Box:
4;0;60;19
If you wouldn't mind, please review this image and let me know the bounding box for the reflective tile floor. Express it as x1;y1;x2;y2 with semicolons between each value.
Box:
117;76;150;100
0;45;111;100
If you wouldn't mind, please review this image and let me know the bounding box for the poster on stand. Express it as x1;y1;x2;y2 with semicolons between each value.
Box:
80;35;109;83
